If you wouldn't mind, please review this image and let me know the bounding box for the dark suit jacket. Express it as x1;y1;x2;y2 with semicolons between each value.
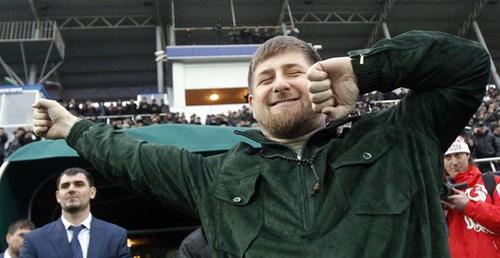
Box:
0;251;4;258
19;217;131;258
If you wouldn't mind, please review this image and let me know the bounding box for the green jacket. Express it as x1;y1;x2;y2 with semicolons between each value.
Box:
66;31;490;257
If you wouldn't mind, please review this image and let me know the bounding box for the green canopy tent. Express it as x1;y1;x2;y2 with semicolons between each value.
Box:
0;124;259;251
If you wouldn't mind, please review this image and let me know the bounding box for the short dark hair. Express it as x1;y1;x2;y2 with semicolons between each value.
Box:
7;219;34;235
247;36;321;92
56;167;95;189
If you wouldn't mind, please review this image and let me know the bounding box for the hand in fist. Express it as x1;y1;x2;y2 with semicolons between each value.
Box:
32;99;80;139
307;57;359;121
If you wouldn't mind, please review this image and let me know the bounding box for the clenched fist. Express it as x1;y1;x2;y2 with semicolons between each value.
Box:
307;57;359;121
32;99;80;139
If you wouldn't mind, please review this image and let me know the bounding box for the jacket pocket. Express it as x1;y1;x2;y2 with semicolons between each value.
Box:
210;173;263;257
333;127;416;215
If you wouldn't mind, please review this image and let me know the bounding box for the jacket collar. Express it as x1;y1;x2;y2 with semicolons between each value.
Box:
235;116;359;144
234;116;360;159
454;164;482;185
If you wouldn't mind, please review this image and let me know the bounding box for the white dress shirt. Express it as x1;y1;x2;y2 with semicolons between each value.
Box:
61;213;92;258
4;249;12;258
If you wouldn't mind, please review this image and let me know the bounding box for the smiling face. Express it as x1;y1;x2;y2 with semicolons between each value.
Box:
248;51;325;139
444;152;470;179
56;173;96;214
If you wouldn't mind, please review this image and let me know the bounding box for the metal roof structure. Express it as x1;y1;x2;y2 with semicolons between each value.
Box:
0;0;499;100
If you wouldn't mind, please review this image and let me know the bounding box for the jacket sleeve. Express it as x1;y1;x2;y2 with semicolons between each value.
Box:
117;229;132;258
349;30;490;152
19;234;37;258
66;119;217;213
464;182;500;234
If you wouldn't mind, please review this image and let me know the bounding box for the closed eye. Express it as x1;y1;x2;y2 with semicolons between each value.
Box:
258;77;273;86
288;71;303;77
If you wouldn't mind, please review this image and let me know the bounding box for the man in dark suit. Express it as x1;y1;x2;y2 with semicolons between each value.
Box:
20;167;131;258
1;220;34;258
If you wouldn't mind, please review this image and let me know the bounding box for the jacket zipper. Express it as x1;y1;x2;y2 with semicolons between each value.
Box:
260;150;322;231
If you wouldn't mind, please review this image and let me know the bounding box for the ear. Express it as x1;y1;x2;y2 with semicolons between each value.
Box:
89;186;97;200
6;233;10;244
55;190;62;204
248;94;254;106
247;94;257;120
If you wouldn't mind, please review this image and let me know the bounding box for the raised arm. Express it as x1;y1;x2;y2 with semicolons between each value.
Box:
32;99;215;212
308;31;490;151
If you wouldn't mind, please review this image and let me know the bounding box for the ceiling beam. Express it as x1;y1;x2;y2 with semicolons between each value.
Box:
366;0;398;47
457;0;489;37
294;11;378;25
47;15;157;30
28;0;41;21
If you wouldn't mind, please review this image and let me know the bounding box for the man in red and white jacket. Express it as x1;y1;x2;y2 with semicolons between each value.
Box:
443;136;500;258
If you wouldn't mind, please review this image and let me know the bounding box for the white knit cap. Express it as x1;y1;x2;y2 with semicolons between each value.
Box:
444;136;470;155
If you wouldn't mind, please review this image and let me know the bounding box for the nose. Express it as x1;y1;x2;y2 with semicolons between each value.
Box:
272;73;291;93
67;183;76;192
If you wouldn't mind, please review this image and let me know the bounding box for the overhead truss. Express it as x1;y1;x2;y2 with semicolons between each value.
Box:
47;15;157;30
293;12;379;24
457;0;489;37
366;0;398;46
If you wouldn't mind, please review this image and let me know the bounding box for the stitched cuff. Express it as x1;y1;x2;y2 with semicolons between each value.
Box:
66;119;94;148
350;56;383;94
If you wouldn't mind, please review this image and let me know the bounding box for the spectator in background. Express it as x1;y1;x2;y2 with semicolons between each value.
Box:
494;125;500;158
5;128;25;157
80;100;97;118
228;28;240;44
151;114;161;125
115;100;126;116
96;101;108;117
0;127;8;164
150;99;160;114
67;99;80;116
240;27;253;44
20;168;131;258
442;137;500;258
125;99;137;115
285;26;300;38
252;27;263;44
1;219;34;258
160;99;170;114
213;24;225;44
137;97;150;115
472;121;497;172
185;28;194;45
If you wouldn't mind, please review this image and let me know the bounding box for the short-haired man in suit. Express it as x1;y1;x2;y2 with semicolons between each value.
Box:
20;167;131;258
0;220;34;258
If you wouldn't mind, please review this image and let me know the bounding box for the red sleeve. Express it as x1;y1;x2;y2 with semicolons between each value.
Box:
464;178;500;234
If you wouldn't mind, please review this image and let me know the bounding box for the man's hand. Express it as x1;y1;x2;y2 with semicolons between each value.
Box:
32;99;80;139
306;57;359;121
441;188;470;212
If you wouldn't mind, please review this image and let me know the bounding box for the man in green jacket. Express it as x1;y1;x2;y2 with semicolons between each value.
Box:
32;31;490;257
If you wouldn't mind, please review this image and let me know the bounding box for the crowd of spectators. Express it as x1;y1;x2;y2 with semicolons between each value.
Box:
1;86;499;165
183;25;299;45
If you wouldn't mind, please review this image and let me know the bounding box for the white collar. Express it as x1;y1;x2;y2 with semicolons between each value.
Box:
61;213;92;230
4;248;12;258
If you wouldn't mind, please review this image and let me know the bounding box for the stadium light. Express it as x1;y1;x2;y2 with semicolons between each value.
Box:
209;93;220;101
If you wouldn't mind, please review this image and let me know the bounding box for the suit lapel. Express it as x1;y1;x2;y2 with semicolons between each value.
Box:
87;218;104;258
49;219;73;258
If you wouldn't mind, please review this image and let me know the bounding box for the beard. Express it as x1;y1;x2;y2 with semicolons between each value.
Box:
258;103;323;139
62;201;88;214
